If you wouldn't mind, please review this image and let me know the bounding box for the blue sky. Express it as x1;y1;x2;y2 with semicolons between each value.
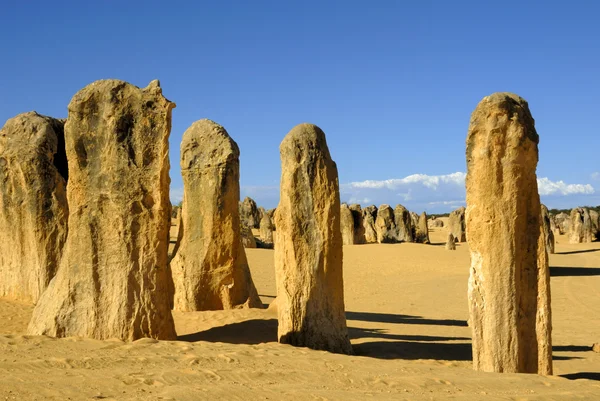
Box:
1;1;598;212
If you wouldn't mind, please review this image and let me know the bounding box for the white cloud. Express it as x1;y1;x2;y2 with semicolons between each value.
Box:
537;177;595;196
592;172;600;180
348;197;371;204
428;200;465;206
345;172;466;190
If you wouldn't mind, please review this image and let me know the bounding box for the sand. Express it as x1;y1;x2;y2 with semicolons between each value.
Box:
1;221;599;400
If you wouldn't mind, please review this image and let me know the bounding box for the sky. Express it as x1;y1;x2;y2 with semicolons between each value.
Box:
1;1;598;213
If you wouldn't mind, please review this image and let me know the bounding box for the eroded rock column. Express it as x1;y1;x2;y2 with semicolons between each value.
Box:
27;80;176;340
170;119;261;311
274;123;352;354
0;112;68;303
466;92;552;374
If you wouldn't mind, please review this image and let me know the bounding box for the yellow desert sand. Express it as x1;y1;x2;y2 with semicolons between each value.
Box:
1;223;600;400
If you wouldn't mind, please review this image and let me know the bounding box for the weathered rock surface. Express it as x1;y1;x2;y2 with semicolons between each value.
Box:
259;213;275;245
394;204;414;243
569;207;594;244
240;197;261;229
448;207;467;242
410;211;419;238
349;204;365;244
170;119;261;312
28;79;176;340
541;205;555;254
362;205;378;244
375;204;397;243
445;233;456;250
340;203;355;245
415;212;430;244
465;92;552;375
0;112;68;303
274;123;352;354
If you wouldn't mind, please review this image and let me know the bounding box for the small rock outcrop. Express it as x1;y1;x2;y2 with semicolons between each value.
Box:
28;79;177;340
362;205;378;243
375;204;397;243
554;212;570;234
445;233;456;250
415;212;430;244
569;207;594;244
170;119;261;311
259;213;275;245
541;205;555;254
465;92;552;375
349;204;365;244
394;204;414;243
448;207;467;242
274;123;352;354
340;203;355;245
0;112;68;303
590;210;600;241
240;197;261;228
241;224;257;248
428;218;444;228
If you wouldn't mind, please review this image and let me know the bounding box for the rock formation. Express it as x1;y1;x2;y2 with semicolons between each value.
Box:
590;210;600;241
394;204;414;243
428;218;444;228
362;205;378;243
240;197;261;228
465;92;552;375
340;203;355;245
409;211;419;238
274;123;352;354
0;112;68;303
541;205;555;254
259;213;275;245
448;207;467;242
445;233;456;250
349;204;365;244
568;207;594;244
240;224;257;248
170;119;261;311
415;212;430;244
28;79;176;340
375;204;397;243
554;212;569;234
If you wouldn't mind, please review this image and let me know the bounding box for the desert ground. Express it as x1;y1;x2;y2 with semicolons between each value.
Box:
1;220;599;400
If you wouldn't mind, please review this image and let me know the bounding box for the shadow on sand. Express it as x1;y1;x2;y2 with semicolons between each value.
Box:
550;266;600;277
560;372;600;381
178;319;278;344
556;249;599;255
346;311;468;327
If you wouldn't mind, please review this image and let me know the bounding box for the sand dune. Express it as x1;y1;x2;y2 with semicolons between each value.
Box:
1;225;599;400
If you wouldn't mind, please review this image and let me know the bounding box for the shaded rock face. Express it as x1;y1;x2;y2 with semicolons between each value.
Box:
465;93;552;375
28;80;176;340
448;207;467;242
274;123;352;355
541;205;555;254
0;112;69;303
569;207;594;244
170;119;261;312
445;233;456;250
348;204;365;244
394;204;414;243
415;212;430;244
409;211;419;238
340;203;355;245
362;205;378;243
259;213;275;245
375;204;397;243
240;197;260;229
